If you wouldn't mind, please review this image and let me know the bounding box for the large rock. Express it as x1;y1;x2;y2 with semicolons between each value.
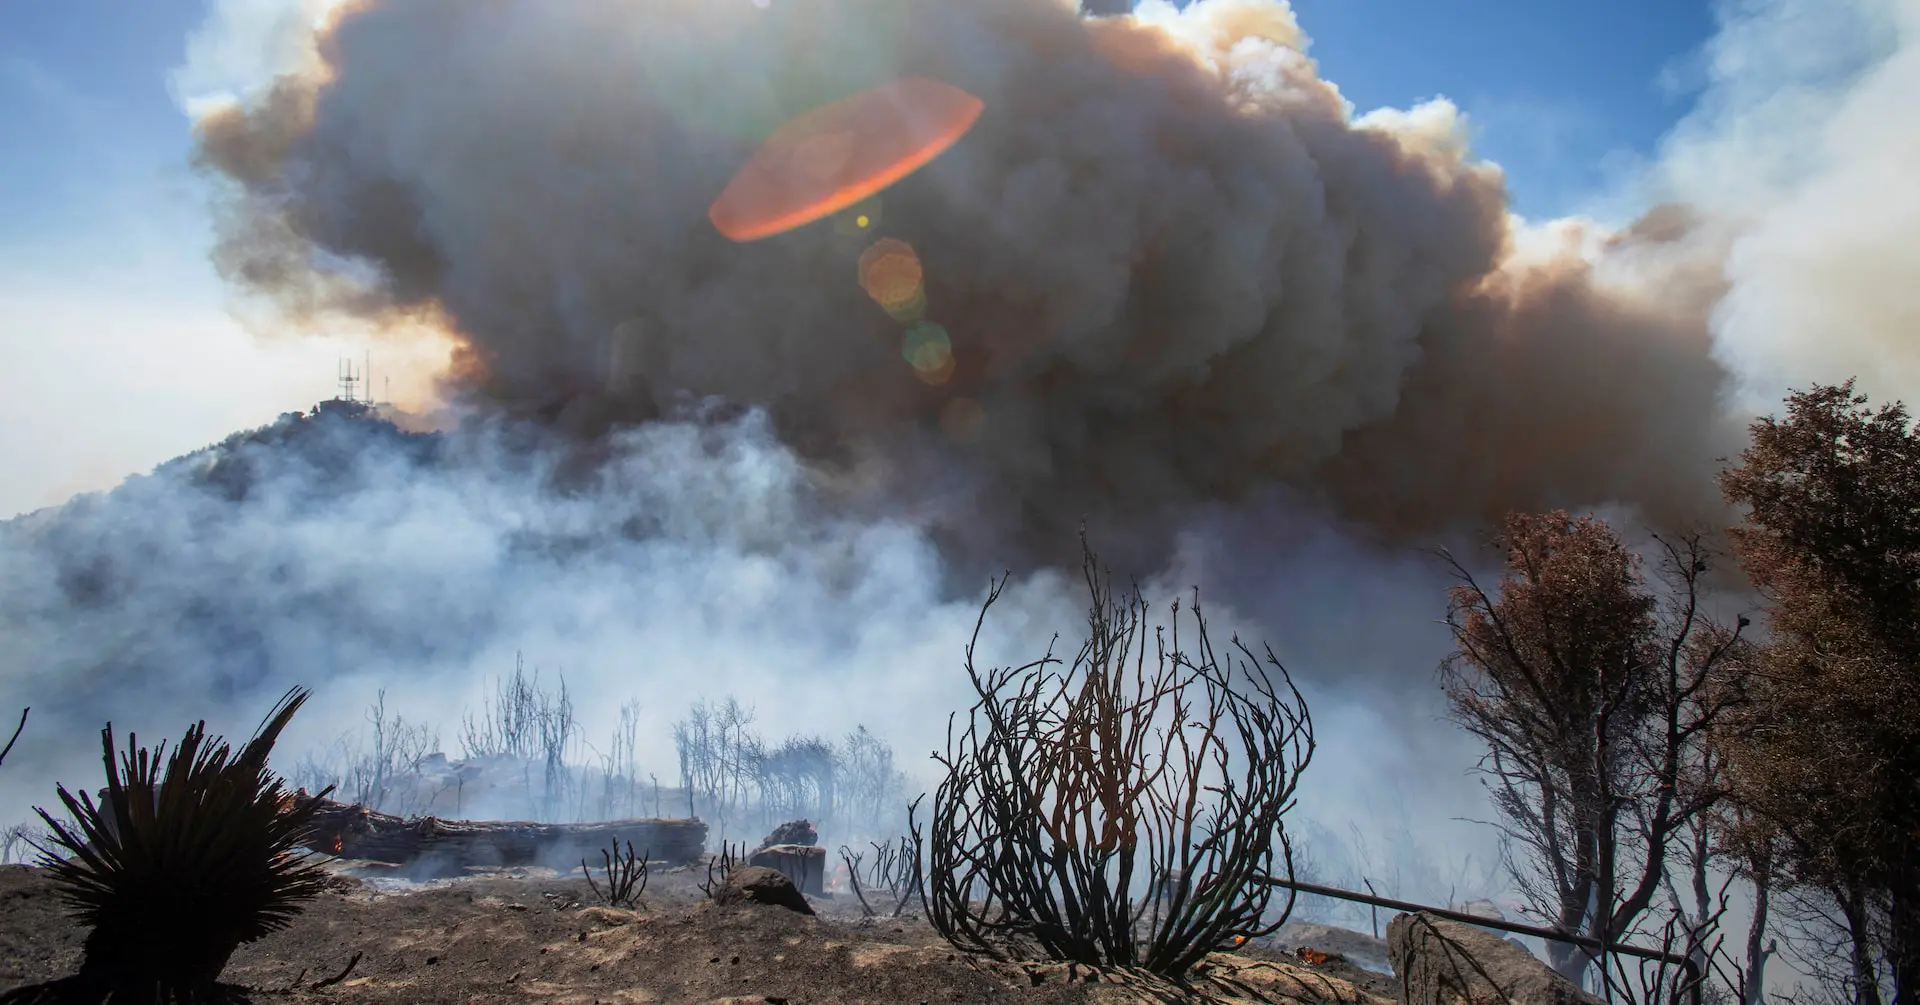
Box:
716;865;815;915
749;843;826;896
1388;911;1603;1005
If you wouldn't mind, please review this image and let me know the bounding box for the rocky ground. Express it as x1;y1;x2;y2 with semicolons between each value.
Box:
0;860;1404;1005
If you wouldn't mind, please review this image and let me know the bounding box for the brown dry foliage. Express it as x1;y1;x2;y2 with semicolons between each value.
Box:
1439;510;1748;991
1716;380;1920;1003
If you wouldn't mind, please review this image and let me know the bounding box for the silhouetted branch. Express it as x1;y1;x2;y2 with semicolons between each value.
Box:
0;707;26;770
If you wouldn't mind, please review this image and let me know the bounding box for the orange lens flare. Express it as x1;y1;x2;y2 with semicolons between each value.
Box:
709;77;985;242
859;237;924;312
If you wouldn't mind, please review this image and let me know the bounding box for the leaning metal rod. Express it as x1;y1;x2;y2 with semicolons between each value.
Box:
1257;874;1704;1005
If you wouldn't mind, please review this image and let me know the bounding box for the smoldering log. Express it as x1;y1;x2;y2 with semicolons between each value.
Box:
300;797;709;870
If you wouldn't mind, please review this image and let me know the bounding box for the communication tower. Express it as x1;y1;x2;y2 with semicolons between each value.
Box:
337;358;364;403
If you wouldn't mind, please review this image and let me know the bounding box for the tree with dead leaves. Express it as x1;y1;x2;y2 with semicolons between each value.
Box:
1718;380;1920;1005
1438;511;1749;991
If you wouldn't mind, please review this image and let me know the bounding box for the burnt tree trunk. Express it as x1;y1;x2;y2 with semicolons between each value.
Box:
302;797;708;873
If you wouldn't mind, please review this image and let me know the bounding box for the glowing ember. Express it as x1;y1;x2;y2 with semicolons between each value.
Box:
709;77;985;242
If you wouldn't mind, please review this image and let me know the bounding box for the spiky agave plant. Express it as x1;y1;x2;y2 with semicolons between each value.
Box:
18;687;335;1003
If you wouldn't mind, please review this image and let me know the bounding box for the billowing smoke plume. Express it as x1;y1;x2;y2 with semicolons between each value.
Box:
191;0;1741;565
1652;0;1920;410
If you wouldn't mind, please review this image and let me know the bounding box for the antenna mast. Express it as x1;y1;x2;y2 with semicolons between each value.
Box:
337;358;363;403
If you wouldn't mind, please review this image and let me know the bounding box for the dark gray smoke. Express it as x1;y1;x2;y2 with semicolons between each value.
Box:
191;0;1743;567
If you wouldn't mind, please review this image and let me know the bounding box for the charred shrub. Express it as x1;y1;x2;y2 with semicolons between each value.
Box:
583;837;649;909
697;840;746;901
7;688;333;1003
920;540;1315;978
841;811;926;919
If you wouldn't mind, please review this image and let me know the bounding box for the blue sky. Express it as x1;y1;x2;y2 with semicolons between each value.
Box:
0;0;211;266
0;0;1721;257
0;0;1734;515
1288;0;1719;216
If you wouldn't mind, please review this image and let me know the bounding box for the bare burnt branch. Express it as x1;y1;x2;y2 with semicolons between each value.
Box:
839;844;876;917
0;707;25;771
697;840;744;901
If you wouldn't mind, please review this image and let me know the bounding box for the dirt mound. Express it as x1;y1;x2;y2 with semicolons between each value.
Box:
0;863;1394;1003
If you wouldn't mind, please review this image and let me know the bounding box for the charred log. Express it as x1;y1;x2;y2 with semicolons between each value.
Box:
301;797;707;872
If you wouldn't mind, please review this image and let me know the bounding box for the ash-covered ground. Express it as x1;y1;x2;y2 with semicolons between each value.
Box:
0;859;1403;1004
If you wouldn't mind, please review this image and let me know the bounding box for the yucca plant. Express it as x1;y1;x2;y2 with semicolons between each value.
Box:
7;687;334;1003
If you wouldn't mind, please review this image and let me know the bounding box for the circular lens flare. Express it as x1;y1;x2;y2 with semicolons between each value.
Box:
860;238;924;314
882;286;928;323
903;322;954;386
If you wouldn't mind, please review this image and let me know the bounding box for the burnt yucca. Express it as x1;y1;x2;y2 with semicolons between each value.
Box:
8;687;334;1003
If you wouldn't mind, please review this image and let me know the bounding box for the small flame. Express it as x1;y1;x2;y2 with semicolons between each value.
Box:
1297;947;1329;965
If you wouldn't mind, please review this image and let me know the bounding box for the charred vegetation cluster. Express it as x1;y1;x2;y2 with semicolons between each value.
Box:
840;829;923;919
918;546;1316;976
0;380;1914;1005
582;836;649;910
263;658;913;847
1437;380;1920;1005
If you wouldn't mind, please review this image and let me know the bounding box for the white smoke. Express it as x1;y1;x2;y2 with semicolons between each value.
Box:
1653;0;1920;410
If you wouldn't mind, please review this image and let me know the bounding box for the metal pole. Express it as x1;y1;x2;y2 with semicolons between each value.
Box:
1259;875;1704;1005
